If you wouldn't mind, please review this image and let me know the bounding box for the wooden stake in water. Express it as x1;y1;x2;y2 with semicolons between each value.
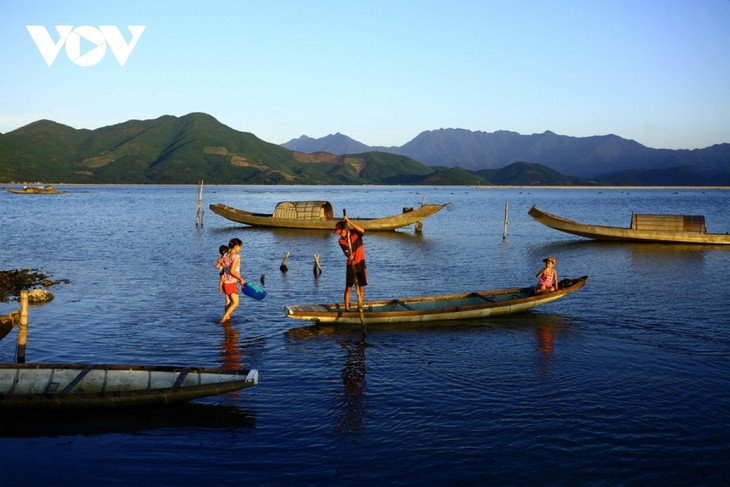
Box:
195;180;204;227
280;251;291;272
17;290;28;363
502;200;509;240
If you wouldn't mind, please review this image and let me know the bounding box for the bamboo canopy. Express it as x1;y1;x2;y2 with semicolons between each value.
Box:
272;201;334;221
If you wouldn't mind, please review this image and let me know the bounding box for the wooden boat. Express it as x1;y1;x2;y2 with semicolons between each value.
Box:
285;276;588;324
0;363;258;409
209;200;446;231
4;185;66;194
528;205;730;245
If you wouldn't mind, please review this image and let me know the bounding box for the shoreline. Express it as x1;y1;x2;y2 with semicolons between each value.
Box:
470;185;730;190
3;183;730;190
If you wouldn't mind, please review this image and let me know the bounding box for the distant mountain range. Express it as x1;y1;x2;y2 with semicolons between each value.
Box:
1;113;728;186
283;129;730;182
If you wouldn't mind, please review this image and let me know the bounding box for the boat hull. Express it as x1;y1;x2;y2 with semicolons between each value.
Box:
285;276;588;324
4;186;66;194
209;203;446;231
528;206;730;245
0;363;258;409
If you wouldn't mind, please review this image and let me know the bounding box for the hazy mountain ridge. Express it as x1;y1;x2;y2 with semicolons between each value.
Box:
283;128;730;179
283;133;374;155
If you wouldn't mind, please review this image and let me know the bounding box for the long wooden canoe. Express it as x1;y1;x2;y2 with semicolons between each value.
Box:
285;276;588;325
209;200;446;231
0;363;258;409
528;205;730;245
4;185;66;194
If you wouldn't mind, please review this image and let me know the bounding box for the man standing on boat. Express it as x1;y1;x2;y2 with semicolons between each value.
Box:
335;216;367;311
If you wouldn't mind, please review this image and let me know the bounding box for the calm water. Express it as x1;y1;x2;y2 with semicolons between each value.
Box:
1;185;729;486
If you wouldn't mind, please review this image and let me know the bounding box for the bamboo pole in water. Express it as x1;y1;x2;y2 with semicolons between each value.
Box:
502;200;509;240
17;290;28;363
195;180;204;227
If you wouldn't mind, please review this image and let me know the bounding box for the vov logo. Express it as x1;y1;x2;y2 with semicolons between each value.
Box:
26;25;146;67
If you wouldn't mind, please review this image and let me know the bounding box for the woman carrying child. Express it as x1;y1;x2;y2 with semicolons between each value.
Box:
218;238;246;323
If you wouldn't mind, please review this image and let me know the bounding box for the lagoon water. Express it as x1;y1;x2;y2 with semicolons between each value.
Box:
1;185;729;485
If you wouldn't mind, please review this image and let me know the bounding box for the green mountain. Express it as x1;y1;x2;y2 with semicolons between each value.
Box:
478;161;590;186
0;113;440;185
0;113;595;186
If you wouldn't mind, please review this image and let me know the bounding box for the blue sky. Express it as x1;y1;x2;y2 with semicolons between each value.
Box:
2;0;729;150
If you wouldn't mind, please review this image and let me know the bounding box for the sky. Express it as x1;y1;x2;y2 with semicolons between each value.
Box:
1;0;729;150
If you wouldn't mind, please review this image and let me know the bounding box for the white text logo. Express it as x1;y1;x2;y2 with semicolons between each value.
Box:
26;25;146;67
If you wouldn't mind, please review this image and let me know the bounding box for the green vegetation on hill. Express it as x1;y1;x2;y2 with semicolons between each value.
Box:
479;161;589;186
1;113;452;185
6;112;705;186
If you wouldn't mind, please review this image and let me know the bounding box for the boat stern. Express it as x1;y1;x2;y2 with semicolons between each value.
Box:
246;369;259;385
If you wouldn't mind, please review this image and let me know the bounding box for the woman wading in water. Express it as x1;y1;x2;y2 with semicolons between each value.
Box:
219;238;246;323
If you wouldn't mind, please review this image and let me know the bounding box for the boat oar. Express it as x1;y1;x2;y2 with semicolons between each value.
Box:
343;210;366;333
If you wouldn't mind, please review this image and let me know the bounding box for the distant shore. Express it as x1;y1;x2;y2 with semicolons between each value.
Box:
470;185;730;190
3;183;730;190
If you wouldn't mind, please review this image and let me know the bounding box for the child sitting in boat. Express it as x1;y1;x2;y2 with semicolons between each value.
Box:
535;256;559;293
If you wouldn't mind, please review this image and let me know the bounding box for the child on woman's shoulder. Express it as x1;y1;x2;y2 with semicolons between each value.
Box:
216;245;229;304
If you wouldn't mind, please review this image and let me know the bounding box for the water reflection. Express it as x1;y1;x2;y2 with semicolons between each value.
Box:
0;403;256;438
528;314;580;382
535;320;556;380
285;325;368;434
285;313;578;434
220;321;242;369
334;337;368;434
475;313;576;381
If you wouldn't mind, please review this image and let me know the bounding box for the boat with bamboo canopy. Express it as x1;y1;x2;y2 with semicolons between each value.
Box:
209;200;446;231
528;205;730;245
